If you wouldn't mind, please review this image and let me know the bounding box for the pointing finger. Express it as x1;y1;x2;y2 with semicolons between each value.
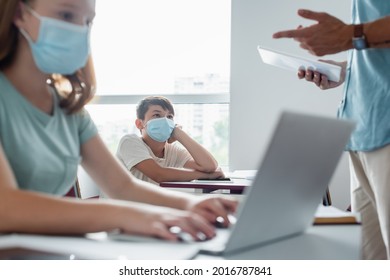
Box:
273;28;307;39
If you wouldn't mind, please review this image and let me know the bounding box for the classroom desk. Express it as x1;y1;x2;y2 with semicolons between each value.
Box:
0;224;361;260
160;179;332;206
160;179;251;194
197;224;361;260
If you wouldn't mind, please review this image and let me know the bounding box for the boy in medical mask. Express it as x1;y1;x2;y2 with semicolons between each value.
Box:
117;96;225;184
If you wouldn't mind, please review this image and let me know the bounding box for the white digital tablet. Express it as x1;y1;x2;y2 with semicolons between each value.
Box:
257;46;342;82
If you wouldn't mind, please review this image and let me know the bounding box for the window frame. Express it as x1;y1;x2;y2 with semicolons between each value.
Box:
90;93;229;105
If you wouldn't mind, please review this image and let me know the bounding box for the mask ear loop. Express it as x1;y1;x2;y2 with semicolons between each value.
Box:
18;27;33;43
22;2;42;20
18;3;41;43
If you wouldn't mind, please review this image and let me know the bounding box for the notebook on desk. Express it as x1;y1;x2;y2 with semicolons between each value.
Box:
198;111;355;255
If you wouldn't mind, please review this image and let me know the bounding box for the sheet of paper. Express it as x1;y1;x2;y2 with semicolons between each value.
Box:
257;46;342;82
192;179;233;184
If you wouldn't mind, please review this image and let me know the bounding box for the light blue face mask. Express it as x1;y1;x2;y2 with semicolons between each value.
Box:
19;5;91;75
146;118;175;142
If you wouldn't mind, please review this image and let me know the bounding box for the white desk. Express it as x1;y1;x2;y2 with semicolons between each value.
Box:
198;224;361;260
0;224;361;260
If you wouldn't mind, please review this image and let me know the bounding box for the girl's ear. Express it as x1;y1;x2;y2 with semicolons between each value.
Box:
14;2;27;28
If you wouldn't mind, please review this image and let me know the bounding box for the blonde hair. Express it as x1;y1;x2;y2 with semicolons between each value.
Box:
0;0;96;114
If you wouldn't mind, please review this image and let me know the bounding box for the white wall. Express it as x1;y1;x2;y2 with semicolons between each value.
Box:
230;0;351;209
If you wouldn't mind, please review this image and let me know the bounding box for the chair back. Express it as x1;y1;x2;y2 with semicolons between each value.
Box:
76;167;101;199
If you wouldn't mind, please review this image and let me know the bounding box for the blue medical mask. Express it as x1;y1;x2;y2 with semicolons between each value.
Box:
19;5;91;75
146;118;175;142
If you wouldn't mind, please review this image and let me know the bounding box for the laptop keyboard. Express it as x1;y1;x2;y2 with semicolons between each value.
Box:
198;228;231;255
103;214;236;248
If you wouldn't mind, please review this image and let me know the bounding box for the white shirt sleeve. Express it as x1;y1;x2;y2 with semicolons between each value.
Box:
116;134;153;170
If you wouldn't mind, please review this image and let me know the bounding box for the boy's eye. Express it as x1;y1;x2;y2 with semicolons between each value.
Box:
58;11;75;22
167;115;174;120
152;114;161;118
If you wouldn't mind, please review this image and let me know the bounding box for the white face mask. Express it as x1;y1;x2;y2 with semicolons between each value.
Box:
19;5;91;75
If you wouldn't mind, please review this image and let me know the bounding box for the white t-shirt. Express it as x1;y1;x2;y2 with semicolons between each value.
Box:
116;134;193;184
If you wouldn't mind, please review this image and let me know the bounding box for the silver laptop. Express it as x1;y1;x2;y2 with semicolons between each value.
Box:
199;110;355;255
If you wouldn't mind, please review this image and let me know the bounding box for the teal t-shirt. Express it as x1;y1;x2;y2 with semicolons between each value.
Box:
0;72;98;195
338;0;390;151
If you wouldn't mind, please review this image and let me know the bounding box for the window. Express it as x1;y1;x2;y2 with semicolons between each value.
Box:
87;0;231;166
91;0;231;95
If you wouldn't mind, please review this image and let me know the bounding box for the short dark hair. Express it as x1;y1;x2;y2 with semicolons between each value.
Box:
136;96;175;120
